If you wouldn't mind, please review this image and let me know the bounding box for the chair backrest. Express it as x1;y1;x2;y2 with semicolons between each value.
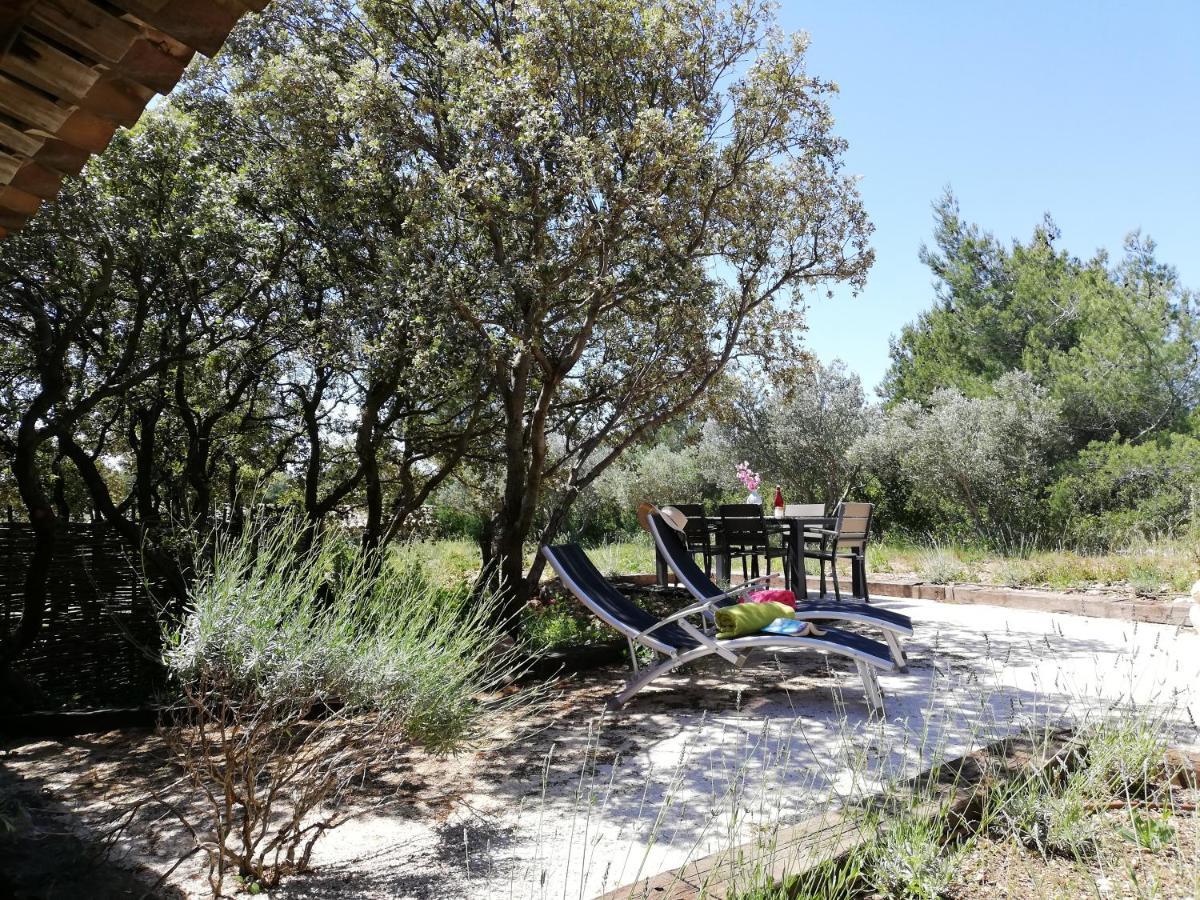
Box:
784;503;825;518
669;503;710;539
833;501;873;548
718;503;767;546
541;544;698;653
647;515;726;604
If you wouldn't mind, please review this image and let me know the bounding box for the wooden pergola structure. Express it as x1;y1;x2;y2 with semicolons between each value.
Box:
0;0;265;237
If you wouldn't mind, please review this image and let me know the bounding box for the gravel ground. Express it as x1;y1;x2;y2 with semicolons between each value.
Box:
2;597;1197;899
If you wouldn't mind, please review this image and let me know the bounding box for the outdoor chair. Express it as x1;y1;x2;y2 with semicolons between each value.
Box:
542;543;894;711
718;503;789;588
648;512;910;669
784;503;826;518
668;502;715;577
806;501;875;602
781;502;827;563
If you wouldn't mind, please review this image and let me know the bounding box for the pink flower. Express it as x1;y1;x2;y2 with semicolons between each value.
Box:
735;462;761;491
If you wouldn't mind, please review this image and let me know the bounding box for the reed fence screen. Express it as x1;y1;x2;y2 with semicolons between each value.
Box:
1;523;166;707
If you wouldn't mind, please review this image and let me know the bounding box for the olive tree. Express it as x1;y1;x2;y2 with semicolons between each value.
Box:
204;0;874;616
853;372;1065;540
0;112;287;683
726;360;875;506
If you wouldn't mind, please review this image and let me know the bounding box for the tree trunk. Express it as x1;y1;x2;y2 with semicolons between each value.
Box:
355;390;385;553
488;523;530;630
3;377;65;671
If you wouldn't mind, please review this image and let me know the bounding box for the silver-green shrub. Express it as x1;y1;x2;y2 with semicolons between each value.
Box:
161;515;529;894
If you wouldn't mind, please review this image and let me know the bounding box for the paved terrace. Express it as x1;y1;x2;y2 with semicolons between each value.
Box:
4;597;1197;899
281;597;1200;899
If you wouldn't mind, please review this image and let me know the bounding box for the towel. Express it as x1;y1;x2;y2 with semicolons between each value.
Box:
743;589;797;610
761;618;826;637
715;600;794;639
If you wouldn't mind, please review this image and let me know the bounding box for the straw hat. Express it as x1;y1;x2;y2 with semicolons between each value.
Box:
659;506;689;532
635;502;659;532
635;502;689;533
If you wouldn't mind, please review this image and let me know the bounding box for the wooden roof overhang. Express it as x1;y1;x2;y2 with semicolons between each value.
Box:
0;0;265;236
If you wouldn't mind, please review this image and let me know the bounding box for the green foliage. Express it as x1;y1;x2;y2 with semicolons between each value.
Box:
853;372;1064;540
1074;720;1169;802
869;535;1198;594
1049;432;1200;546
1117;810;1175;852
725;361;876;507
164;516;521;751
162;516;532;894
883;193;1200;446
865;816;957;900
192;0;874;612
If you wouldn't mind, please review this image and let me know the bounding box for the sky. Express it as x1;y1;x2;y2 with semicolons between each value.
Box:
775;1;1200;394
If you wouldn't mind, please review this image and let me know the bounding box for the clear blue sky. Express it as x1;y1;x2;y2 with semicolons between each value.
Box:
778;1;1200;394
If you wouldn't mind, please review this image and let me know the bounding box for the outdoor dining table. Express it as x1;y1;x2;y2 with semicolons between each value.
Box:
653;514;840;600
769;515;837;600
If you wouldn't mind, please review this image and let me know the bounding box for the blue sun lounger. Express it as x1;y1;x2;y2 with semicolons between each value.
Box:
542;543;894;711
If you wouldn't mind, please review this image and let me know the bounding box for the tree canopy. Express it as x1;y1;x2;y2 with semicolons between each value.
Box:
883;192;1199;446
177;0;874;611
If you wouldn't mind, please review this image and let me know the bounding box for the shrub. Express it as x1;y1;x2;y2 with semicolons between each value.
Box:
160;516;529;895
1075;720;1169;802
853;371;1066;542
865;816;957;900
915;547;974;584
986;777;1096;860
1048;432;1200;547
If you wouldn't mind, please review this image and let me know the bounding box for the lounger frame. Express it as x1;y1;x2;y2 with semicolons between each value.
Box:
542;544;892;712
649;514;912;669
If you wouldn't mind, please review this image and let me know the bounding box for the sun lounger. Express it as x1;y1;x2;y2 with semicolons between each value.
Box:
647;512;912;669
542;543;894;711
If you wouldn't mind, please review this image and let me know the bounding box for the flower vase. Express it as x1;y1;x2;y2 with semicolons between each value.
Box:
746;490;762;505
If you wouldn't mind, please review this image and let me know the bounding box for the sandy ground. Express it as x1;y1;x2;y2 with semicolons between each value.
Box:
3;596;1198;899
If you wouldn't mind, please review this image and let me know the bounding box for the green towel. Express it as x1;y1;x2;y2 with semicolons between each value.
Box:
715;601;795;639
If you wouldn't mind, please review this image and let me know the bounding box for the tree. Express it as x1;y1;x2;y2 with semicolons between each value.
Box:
0;111;287;680
726;360;874;506
853;372;1065;540
883;192;1199;446
199;0;874;616
1047;233;1200;442
1049;432;1200;547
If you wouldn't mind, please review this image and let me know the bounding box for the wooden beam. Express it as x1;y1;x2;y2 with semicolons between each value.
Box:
0;184;41;215
1;31;101;104
113;32;193;95
117;0;243;57
0;116;47;156
0;207;33;230
31;135;89;175
53;106;117;153
8;159;63;198
29;0;142;66
0;71;76;133
0;151;22;182
78;73;154;127
0;2;39;60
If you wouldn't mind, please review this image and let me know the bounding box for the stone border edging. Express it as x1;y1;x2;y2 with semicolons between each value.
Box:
841;576;1194;628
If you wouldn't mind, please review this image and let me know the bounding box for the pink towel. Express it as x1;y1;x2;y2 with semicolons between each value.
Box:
743;589;796;610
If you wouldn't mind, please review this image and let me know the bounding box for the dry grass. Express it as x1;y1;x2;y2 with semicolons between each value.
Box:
869;538;1200;595
394;532;1198;598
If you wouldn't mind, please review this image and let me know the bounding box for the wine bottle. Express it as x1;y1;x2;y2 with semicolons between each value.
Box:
773;485;784;518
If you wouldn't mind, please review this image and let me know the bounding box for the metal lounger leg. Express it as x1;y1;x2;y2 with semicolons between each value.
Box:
855;659;885;713
611;646;714;708
883;630;908;671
